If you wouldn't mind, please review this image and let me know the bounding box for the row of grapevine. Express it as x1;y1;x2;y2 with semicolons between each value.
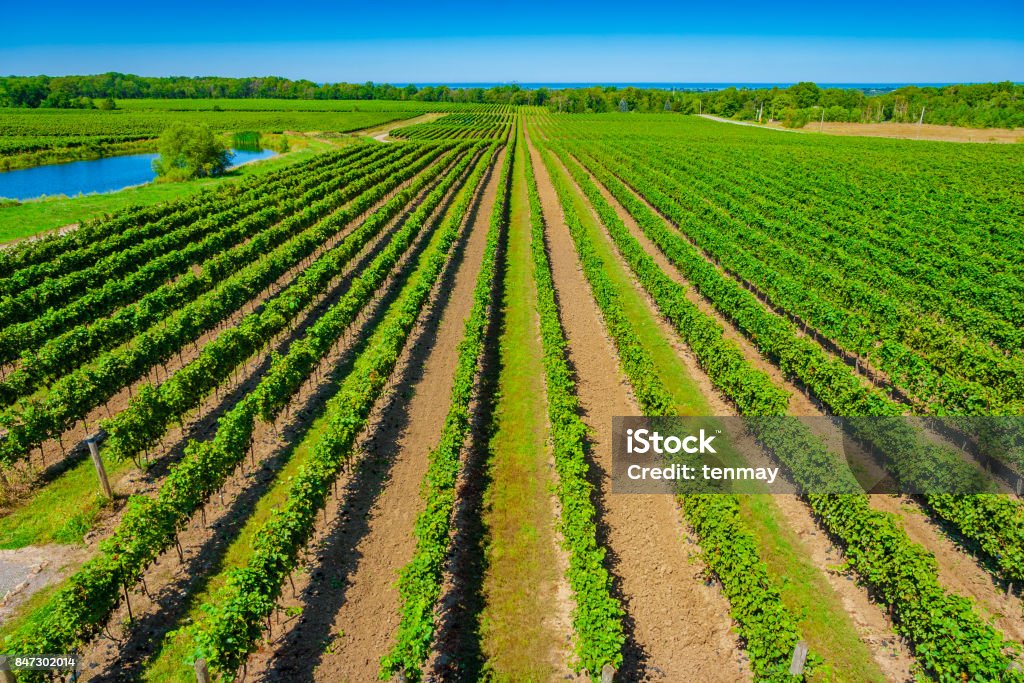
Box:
188;144;498;678
0;144;419;348
521;128;626;674
592;137;1019;416
0;149;417;407
0;144;360;276
645;145;1024;413
0;144;451;466
545;144;789;418
562;139;1024;586
100;145;477;465
651;147;1024;353
546;132;1024;680
699;137;1024;329
393;113;514;142
0;144;384;298
248;147;480;421
0;145;480;676
0;145;381;294
532;135;806;681
381;138;513;681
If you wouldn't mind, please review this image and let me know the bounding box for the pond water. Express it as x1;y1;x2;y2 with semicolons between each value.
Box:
0;148;277;201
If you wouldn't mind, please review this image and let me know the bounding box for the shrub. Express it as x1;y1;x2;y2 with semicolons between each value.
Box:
153;122;229;181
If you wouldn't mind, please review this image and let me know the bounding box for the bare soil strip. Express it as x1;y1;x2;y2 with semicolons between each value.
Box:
699;114;1024;144
73;156;466;680
543;141;911;682
783;120;1024;144
306;151;501;682
362;113;446;143
526;128;750;682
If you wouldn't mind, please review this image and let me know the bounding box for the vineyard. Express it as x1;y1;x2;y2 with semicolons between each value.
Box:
0;105;1022;683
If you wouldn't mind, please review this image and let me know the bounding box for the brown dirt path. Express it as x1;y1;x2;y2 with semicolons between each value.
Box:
526;126;750;682
699;114;1024;143
870;494;1024;643
543;141;915;682
306;150;501;682
784;120;1024;143
361;113;445;143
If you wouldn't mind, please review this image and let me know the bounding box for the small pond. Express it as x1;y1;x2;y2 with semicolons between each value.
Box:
0;148;277;201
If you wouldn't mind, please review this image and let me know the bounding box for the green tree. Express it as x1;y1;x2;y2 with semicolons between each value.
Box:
152;122;229;181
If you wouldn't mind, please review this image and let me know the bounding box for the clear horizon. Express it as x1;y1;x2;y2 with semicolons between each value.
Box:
4;1;1022;83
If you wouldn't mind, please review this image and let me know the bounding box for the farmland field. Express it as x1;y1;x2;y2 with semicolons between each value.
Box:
0;102;1022;683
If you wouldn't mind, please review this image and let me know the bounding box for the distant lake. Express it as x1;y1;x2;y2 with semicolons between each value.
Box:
0;148;277;202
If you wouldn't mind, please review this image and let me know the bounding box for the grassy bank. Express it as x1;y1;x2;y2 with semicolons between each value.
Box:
0;134;341;243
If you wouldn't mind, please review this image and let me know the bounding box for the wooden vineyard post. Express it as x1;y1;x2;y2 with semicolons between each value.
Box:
194;659;211;683
601;663;616;682
0;656;15;683
789;640;809;676
86;435;112;500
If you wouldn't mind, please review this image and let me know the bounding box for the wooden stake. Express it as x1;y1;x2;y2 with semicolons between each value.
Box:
194;659;211;683
0;657;16;683
86;436;112;500
789;640;809;676
122;582;133;622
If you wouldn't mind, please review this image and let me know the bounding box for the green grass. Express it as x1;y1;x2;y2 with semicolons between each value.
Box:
548;150;888;682
0;452;125;549
0;136;340;243
740;495;887;683
478;140;563;681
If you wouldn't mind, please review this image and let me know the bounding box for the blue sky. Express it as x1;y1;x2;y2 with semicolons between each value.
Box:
3;0;1022;82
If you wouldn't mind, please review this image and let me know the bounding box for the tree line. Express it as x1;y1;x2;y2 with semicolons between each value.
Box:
546;81;1024;129
1;73;1020;128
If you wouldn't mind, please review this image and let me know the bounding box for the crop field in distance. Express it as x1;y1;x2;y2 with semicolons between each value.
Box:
0;100;1021;683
